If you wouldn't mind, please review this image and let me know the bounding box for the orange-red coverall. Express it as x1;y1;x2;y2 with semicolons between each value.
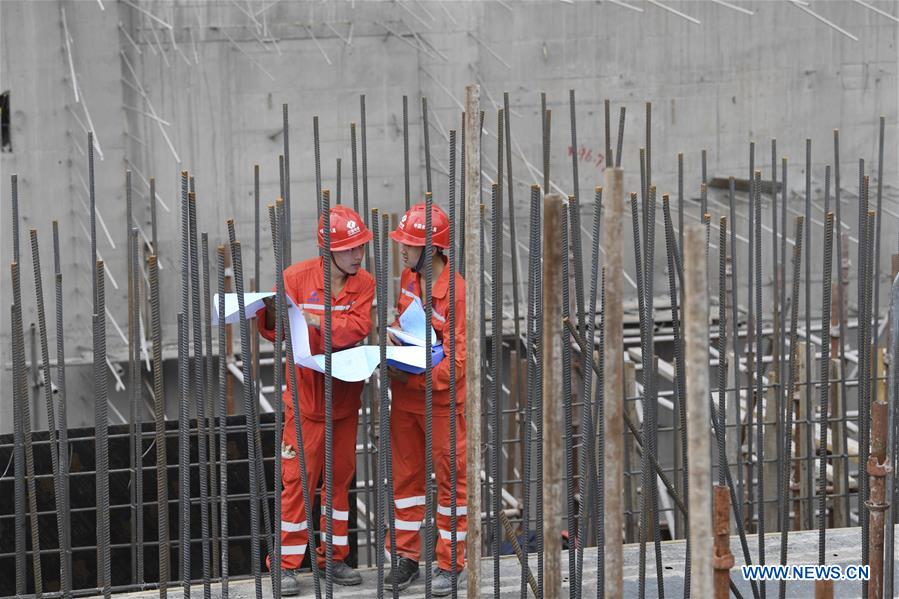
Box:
257;257;374;569
387;257;468;572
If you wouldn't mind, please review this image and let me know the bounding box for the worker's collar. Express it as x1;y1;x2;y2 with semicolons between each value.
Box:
411;254;450;300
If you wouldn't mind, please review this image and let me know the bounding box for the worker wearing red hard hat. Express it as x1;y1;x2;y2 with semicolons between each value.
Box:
384;202;468;595
256;204;374;595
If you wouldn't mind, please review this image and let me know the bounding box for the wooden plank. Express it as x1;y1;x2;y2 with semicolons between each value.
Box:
602;167;626;598
463;85;483;598
541;194;565;599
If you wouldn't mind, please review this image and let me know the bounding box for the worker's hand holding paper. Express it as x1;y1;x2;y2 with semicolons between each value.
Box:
387;297;437;347
385;298;445;374
288;303;427;382
211;292;434;382
212;291;275;325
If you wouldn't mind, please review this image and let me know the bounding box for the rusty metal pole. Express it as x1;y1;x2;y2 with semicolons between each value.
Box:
463;84;482;599
868;273;897;599
685;223;713;598
542;193;565;599
603;166;625;598
713;486;734;598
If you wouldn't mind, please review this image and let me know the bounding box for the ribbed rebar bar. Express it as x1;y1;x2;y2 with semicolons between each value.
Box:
12;173;20;262
801;142;813;538
189;193;212;598
818;212;835;564
422;96;433;194
576;187;602;597
216;247;230;599
11;297;27;597
131;228;145;584
30;228;68;596
629;188;650;598
126;170;139;585
202;233;219;579
89;133;97;309
423;189;436;597
403;96;410;210
148;255;168;598
604;99;613;168
493;110;505;593
779;216;805;599
522;184;540;599
569;90;586;339
177;305;191;596
52;221;73;598
282;104;292;264
96;260;111;599
268;203;284;599
753;171;766;598
828;129;851;518
615;107;625;169
379;212;398;599
560;195;576;597
662;194;690;595
361;95;371;272
718;216;729;487
447;135;461;597
373;207;387;599
227;227;263;599
460;111;467;277
322;189;335;599
13;283;44;598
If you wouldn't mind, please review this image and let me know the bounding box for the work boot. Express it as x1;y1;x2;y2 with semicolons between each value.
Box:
385;556;420;591
316;560;363;586
280;568;303;596
431;566;466;597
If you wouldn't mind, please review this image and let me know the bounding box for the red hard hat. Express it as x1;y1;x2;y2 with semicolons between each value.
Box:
318;205;372;251
389;202;450;249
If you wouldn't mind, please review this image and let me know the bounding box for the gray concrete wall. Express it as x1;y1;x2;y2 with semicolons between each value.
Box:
1;0;896;431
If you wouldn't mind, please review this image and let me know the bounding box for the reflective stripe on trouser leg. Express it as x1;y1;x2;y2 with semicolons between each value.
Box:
388;408;426;561
315;412;359;567
272;410;359;569
435;411;467;572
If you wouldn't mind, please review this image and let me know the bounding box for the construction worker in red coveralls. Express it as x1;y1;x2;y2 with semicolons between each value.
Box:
384;202;467;595
256;205;374;596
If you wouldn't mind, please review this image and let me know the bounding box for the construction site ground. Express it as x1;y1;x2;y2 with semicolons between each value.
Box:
104;526;892;598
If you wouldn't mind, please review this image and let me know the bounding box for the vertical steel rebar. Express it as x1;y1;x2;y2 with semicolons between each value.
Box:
615;107;625;169
804;141;814;534
29;228;68;596
95;260;112;599
575;187;602;596
560;195;576;596
779;216;805;599
828;129;851;518
227;227;263;599
148;254;169;597
202;234;219;579
268;203;284;599
447;138;461;597
569;90;586;338
127;171;139;585
754;171;766;596
52;221;73;598
818;212;835;563
422;97;433;194
189;193;212;598
216;248;230;599
89;133;98;308
403;96;411;210
11;298;27;597
322;190;335;598
282;104;292;264
379;212;398;599
131;228;145;585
